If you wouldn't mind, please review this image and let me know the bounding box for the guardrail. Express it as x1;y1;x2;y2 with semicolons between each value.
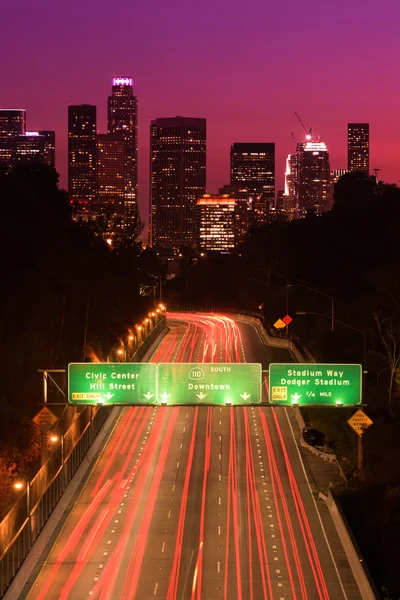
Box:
0;405;110;598
0;316;167;598
319;491;379;599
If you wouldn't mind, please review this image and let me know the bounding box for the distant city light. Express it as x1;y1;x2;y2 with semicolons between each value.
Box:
25;131;40;136
112;77;133;86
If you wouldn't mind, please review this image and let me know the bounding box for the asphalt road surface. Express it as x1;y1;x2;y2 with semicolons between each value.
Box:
22;313;362;599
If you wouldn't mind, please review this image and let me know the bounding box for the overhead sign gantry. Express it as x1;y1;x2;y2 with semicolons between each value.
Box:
68;362;362;407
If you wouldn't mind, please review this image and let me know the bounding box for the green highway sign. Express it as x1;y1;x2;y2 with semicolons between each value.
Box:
157;363;262;405
68;363;157;405
269;363;362;406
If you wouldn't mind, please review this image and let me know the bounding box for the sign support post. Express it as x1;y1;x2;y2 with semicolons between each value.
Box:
357;434;363;471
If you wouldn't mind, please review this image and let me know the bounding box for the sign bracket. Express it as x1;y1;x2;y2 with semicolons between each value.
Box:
38;369;66;405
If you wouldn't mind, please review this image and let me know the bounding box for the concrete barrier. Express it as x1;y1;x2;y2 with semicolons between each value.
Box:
319;491;379;599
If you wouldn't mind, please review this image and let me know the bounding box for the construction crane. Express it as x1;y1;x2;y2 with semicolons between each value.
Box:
294;112;313;140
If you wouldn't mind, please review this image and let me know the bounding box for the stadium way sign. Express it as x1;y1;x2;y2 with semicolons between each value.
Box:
157;363;262;405
68;363;157;405
269;363;362;406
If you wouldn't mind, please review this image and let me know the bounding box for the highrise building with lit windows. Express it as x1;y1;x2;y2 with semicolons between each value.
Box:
96;134;125;216
0;128;55;170
13;131;55;167
197;194;236;252
332;169;348;183
107;77;138;218
68;105;97;209
348;123;369;174
230;142;275;225
298;141;332;214
0;109;27;168
218;184;251;246
0;109;26;137
150;116;206;250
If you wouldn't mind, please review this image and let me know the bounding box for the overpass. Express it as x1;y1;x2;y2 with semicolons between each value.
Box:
9;313;365;599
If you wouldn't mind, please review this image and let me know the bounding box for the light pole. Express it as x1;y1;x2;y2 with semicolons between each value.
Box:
50;433;64;466
296;311;366;365
289;284;334;333
116;347;126;362
14;480;30;519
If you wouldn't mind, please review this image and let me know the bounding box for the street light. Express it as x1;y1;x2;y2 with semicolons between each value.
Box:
289;284;335;333
49;432;64;466
116;347;126;361
14;480;30;519
296;311;366;365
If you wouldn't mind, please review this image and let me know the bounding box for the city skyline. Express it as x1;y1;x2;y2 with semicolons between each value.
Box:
2;0;398;224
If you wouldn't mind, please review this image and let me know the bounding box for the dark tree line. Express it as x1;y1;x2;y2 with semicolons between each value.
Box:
0;164;163;514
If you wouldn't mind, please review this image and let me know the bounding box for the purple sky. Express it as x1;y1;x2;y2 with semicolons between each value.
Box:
2;0;399;222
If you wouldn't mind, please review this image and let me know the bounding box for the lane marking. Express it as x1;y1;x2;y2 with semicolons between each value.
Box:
283;408;349;599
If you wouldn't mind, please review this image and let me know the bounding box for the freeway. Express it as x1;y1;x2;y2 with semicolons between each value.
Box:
21;313;362;599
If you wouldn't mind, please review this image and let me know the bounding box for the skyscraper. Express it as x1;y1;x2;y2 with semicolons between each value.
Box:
197;194;236;252
13;131;55;167
68;105;97;209
332;169;348;183
283;153;298;212
150;116;206;250
96;134;125;215
230;143;275;225
348;123;369;174
298;141;332;214
107;77;138;218
0;109;26;137
0;128;55;170
218;184;251;246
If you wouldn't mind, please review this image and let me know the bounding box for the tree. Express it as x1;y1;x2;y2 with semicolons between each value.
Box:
374;314;400;420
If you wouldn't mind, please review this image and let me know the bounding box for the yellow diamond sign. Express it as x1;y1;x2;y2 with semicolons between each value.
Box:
274;319;286;330
347;409;373;436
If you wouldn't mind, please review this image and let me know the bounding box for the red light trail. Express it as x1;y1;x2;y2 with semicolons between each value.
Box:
25;312;352;600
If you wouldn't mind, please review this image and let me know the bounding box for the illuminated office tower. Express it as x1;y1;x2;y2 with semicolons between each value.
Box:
107;77;138;218
0;109;26;137
283;153;298;211
0;129;55;169
150;116;206;250
332;169;348;183
68;105;97;208
13;131;55;167
0;109;27;168
348;123;369;174
96;134;125;216
230;142;275;225
197;194;236;252
218;184;251;246
298;141;332;215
